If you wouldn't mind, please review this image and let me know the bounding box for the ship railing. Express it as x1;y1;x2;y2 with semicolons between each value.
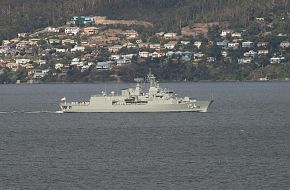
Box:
63;101;90;106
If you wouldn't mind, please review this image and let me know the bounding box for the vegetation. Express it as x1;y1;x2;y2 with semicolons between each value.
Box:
0;0;289;41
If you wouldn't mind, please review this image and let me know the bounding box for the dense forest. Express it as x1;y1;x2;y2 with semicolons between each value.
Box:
0;0;289;41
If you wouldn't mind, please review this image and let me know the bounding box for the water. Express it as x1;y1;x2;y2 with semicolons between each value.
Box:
0;82;290;189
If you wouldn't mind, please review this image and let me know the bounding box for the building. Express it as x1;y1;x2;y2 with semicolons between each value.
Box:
280;41;290;48
164;41;178;49
242;41;254;48
258;50;269;55
270;57;285;64
238;57;252;64
220;30;233;37
139;51;150;58
228;42;240;49
65;27;80;35
244;50;257;57
163;33;177;39
71;16;95;25
83;27;98;35
194;41;202;49
71;46;85;52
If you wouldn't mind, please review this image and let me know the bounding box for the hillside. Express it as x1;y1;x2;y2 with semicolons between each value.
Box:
0;0;289;41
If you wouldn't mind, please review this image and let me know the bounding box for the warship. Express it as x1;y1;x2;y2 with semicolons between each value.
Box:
59;71;214;113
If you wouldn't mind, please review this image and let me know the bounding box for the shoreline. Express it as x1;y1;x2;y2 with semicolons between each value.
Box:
1;79;290;85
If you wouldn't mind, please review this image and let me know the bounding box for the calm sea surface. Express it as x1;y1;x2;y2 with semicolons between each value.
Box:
0;82;290;190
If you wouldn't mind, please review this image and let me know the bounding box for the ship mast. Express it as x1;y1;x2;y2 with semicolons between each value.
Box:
147;68;157;88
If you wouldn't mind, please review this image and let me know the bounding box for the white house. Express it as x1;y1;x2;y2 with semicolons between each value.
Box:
228;42;240;49
108;45;123;53
71;46;85;52
258;50;269;55
16;58;31;64
194;41;202;49
55;63;64;70
270;57;285;64
220;30;233;37
244;50;257;57
242;41;254;48
231;32;242;38
55;48;67;53
96;62;111;70
117;59;131;66
65;27;80;35
238;57;252;64
139;51;150;58
164;41;178;49
163;33;177;39
280;41;290;48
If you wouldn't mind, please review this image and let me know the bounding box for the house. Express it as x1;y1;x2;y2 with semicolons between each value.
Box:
16;41;29;49
155;32;165;37
138;43;149;49
6;62;20;71
123;30;138;39
228;42;240;49
151;51;164;58
15;58;31;64
242;41;254;48
110;54;121;60
231;32;242;38
164;41;178;49
47;27;60;33
83;27;98;35
149;43;161;50
71;16;95;25
108;45;123;53
166;51;175;57
71;58;80;65
28;38;40;46
270;57;285;64
163;33;177;39
71;46;85;52
194;41;202;49
238;57;252;64
55;48;67;53
181;41;190;45
124;42;137;49
123;54;136;59
280;41;290;48
193;52;205;60
216;40;229;47
206;57;216;63
221;51;228;57
18;33;28;38
139;51;150;58
37;60;47;66
257;42;269;47
81;65;90;72
256;17;265;22
117;59;131;66
244;50;257;57
2;40;11;46
96;62;111;70
65;27;80;35
258;50;269;55
48;39;61;45
62;39;76;45
33;69;48;79
220;30;233;37
55;63;64;70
